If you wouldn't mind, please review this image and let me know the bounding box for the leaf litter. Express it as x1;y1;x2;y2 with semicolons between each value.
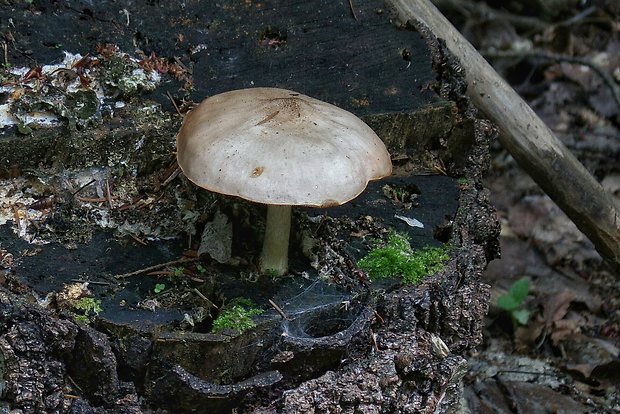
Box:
438;1;620;412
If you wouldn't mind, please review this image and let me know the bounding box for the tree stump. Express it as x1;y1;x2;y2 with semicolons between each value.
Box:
0;1;499;413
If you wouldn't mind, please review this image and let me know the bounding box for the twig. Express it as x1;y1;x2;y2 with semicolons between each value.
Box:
558;6;597;27
70;279;111;286
105;178;113;210
373;310;385;324
173;57;191;74
435;0;598;34
433;0;547;31
145;270;171;276
370;328;379;352
483;49;620;112
75;196;115;203
64;394;81;400
166;91;182;116
268;299;290;320
66;375;83;393
129;233;147;246
1;41;8;66
115;257;195;279
193;288;218;309
71;178;96;196
498;369;557;377
11;205;21;235
348;0;358;21
162;165;182;187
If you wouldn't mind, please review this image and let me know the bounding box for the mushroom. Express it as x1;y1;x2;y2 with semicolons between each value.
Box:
176;87;392;276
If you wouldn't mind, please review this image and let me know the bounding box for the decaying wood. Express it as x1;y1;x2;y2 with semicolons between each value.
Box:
0;1;500;412
388;0;620;271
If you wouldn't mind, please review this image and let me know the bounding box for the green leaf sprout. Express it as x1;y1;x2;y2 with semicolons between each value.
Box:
496;277;530;326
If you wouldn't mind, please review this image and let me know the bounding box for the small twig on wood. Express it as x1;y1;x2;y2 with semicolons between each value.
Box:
484;49;620;112
166;91;182;116
373;310;385;324
66;375;83;393
11;205;22;235
129;233;147;246
115;257;195;279
161;163;182;187
75;196;117;203
105;178;113;210
1;41;8;66
348;0;358;21
71;178;96;196
70;279;111;286
370;328;379;352
268;299;290;320
193;288;218;309
256;110;280;126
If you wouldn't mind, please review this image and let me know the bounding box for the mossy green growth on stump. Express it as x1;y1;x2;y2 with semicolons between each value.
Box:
211;298;264;335
358;232;449;284
72;297;102;324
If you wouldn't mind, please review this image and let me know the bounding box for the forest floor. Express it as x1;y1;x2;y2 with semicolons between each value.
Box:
441;1;620;412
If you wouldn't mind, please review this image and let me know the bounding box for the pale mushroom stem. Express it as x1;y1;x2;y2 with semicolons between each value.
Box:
260;204;292;276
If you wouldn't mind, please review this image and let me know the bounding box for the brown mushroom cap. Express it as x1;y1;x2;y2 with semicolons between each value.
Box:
176;87;392;207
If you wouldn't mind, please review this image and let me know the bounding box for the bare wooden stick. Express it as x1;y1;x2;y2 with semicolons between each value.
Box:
388;0;620;270
115;257;194;279
268;299;290;320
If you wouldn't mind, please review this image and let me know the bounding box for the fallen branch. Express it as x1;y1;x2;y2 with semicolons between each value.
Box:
483;49;620;111
388;0;620;270
433;0;548;31
434;0;598;32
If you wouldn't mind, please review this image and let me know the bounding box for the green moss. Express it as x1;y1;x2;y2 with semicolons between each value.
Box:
358;232;449;284
72;297;102;324
211;298;264;335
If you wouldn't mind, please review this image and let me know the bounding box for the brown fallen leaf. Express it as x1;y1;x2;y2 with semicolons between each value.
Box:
543;289;576;327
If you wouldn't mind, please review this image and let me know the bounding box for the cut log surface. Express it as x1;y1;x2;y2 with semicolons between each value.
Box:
0;1;439;117
0;0;450;173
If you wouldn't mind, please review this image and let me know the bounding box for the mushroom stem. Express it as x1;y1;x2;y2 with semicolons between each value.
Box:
260;204;292;276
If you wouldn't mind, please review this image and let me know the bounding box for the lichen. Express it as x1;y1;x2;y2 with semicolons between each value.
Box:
99;54;159;98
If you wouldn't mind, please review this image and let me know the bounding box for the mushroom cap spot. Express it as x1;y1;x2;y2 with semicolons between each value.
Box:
251;166;265;177
176;87;392;207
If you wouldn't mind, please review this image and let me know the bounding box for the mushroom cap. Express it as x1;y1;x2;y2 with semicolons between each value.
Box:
176;87;392;207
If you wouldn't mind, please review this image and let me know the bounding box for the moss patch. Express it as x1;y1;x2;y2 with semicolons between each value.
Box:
211;298;264;335
358;232;449;284
72;297;102;324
